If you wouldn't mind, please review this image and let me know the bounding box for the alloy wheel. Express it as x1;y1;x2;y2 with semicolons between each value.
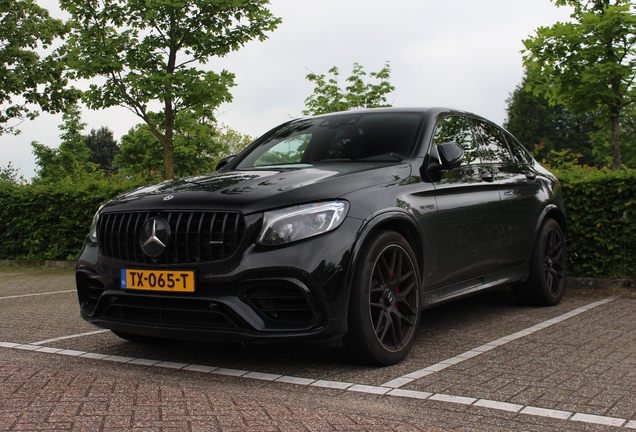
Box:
368;244;418;352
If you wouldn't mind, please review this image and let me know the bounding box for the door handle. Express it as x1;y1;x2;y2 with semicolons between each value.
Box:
525;172;537;181
480;172;494;182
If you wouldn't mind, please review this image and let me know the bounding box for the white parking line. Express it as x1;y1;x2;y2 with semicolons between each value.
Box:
0;289;75;300
0;336;630;428
0;295;629;428
381;295;619;388
30;330;110;346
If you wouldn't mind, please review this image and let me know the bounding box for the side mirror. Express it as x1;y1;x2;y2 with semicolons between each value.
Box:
215;155;236;171
437;142;464;170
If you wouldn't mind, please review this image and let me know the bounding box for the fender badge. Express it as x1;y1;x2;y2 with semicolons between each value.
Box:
163;195;174;201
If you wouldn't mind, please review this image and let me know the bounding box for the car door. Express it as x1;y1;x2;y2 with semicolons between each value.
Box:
471;119;544;269
429;115;503;289
500;131;546;266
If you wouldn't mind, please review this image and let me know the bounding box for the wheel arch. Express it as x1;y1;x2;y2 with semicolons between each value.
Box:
513;211;567;306
535;204;567;239
343;211;425;312
522;204;567;280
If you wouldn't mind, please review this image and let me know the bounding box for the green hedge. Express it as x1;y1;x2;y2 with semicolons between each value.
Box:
556;168;635;278
0;170;634;278
0;179;143;261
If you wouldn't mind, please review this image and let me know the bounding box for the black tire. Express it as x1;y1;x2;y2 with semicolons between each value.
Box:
344;230;421;365
513;218;567;306
111;330;165;343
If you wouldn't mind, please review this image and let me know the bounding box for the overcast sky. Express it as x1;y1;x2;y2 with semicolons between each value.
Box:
1;0;573;179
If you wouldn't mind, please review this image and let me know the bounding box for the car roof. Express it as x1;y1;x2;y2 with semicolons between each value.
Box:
301;107;489;123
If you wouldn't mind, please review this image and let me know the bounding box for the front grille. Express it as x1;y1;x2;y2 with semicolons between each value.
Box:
98;211;246;264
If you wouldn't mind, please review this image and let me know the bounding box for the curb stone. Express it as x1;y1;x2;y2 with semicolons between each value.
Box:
566;277;635;290
0;260;75;269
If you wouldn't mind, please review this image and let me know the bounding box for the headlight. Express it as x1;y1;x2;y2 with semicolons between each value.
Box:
87;207;103;244
257;201;350;246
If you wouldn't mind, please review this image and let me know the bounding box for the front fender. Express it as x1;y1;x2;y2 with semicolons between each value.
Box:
341;210;425;318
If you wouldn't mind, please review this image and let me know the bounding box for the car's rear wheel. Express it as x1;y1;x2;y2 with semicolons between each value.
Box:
513;218;566;306
344;230;421;365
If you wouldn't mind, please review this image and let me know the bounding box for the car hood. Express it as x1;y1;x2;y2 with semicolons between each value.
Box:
103;162;412;214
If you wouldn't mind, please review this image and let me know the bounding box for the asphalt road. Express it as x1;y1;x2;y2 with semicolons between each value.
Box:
1;266;635;431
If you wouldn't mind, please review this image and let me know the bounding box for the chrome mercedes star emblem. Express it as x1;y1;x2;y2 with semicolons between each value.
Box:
140;217;170;257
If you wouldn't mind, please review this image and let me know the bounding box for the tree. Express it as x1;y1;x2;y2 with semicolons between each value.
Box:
505;74;600;166
303;62;395;116
60;0;281;180
0;162;26;184
522;0;636;169
618;113;636;167
31;103;96;182
0;0;78;135
589;112;636;167
212;123;254;165
86;126;119;173
116;110;225;180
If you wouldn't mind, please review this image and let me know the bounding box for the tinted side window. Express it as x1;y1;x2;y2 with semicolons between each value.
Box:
432;116;480;165
472;120;514;164
503;131;533;164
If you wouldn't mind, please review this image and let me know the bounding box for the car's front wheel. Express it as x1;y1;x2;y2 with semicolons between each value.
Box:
344;230;421;365
513;218;567;306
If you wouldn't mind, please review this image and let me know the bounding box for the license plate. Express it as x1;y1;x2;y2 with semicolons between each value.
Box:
120;269;195;292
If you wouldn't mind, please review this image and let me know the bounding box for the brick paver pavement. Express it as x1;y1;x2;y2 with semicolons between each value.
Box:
0;360;443;431
2;268;635;431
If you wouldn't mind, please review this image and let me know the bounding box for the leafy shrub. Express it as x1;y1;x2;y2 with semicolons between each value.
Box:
555;168;635;278
0;167;633;279
0;178;144;260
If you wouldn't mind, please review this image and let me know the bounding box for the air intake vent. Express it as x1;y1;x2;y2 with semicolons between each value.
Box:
98;211;246;264
76;271;105;316
245;286;313;323
104;295;240;329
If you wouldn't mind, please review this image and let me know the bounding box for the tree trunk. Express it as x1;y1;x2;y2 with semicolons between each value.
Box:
164;98;175;180
163;137;174;180
610;74;621;170
163;17;177;180
611;112;620;170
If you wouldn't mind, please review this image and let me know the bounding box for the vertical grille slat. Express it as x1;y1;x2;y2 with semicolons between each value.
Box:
174;213;183;263
207;213;218;261
185;213;194;263
133;213;144;263
196;213;205;262
105;214;116;258
124;214;133;260
220;213;229;260
228;214;240;254
98;211;245;265
116;214;125;259
165;212;174;263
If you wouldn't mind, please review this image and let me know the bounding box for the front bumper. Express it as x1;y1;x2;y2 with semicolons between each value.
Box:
75;218;363;343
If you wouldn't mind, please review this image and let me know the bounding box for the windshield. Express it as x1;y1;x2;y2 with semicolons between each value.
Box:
236;113;423;169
